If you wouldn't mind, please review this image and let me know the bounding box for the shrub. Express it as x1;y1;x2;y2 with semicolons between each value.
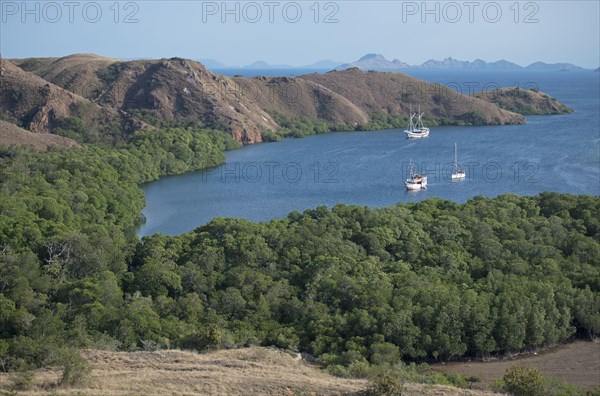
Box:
500;365;545;396
544;375;597;396
261;130;282;142
444;371;469;388
57;349;92;386
326;364;349;378
466;375;481;388
9;370;35;391
363;372;404;396
349;360;370;378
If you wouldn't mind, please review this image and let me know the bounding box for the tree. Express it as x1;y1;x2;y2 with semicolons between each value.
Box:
56;348;91;386
369;342;401;366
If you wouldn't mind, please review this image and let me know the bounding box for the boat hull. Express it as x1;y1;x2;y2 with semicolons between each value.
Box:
405;183;424;190
404;129;430;139
405;175;428;190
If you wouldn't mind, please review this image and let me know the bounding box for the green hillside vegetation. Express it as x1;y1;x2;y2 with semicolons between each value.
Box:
266;111;476;141
1;127;598;374
473;88;573;116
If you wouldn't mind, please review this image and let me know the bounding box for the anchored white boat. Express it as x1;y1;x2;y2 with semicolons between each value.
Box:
405;159;428;190
451;142;466;180
404;107;430;139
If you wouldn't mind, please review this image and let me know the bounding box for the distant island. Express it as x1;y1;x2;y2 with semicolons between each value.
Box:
202;58;342;70
194;54;592;72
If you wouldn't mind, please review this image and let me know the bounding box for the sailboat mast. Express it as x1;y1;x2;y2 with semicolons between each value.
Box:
454;142;461;171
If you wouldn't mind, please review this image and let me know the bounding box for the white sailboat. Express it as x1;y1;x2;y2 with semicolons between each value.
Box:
404;106;430;139
405;159;428;190
451;142;466;180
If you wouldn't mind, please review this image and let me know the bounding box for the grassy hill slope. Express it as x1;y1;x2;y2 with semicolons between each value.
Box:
473;87;573;115
0;347;500;396
0;120;81;151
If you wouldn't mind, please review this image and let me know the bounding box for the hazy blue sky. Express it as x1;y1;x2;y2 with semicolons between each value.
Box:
1;1;599;67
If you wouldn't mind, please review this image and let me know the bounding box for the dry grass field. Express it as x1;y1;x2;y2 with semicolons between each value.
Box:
3;342;595;395
0;347;501;396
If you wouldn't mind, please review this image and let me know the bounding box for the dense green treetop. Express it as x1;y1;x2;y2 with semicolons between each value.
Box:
0;129;598;372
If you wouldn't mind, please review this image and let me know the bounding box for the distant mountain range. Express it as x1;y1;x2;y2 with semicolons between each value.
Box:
419;57;522;70
336;54;409;70
199;59;341;70
336;54;590;71
198;54;592;72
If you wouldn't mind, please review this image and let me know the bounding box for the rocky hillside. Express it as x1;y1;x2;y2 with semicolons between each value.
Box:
15;55;279;144
302;68;525;125
3;54;577;147
474;87;573;115
0;119;81;151
0;59;146;143
92;58;278;143
12;53;118;97
234;75;369;126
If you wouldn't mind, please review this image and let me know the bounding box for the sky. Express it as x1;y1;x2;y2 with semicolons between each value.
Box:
1;0;599;68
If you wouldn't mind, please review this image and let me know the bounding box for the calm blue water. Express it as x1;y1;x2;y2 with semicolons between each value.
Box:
138;70;600;237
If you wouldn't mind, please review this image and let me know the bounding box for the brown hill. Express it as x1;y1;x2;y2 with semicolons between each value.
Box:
90;58;279;143
0;59;146;143
0;347;498;396
17;56;279;143
234;76;369;126
12;54;119;99
473;87;573;115
302;68;526;125
10;57;58;73
0;120;81;151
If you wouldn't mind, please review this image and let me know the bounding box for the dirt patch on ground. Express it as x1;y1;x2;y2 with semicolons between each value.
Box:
434;340;600;390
